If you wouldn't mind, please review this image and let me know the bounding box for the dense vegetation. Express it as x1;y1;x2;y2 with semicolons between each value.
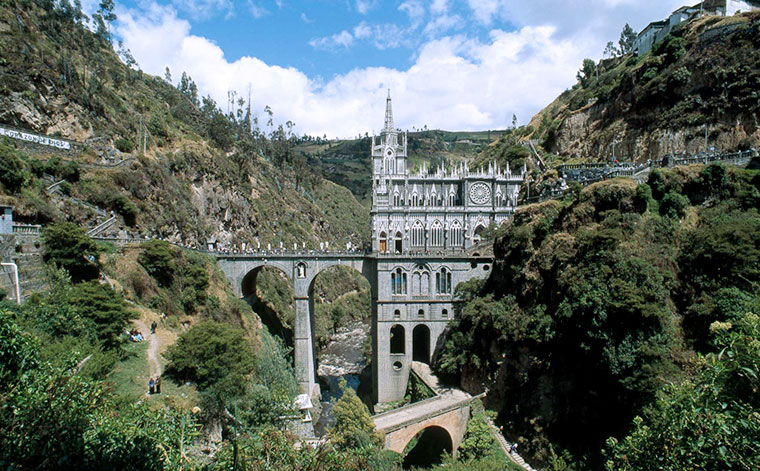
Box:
435;164;760;470
0;0;368;250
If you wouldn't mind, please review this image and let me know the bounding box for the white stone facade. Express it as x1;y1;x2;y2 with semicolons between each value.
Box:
370;92;525;254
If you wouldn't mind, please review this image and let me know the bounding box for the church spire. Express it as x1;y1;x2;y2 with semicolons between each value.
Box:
383;89;395;135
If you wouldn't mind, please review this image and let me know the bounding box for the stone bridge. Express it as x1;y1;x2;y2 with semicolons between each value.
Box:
216;251;493;404
217;253;374;397
373;389;473;456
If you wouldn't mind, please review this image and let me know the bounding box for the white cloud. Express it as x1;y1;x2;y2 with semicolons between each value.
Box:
353;21;372;39
355;0;378;15
399;0;426;27
309;30;355;50
247;1;268;19
300;12;314;23
466;0;503;25
423;13;461;37
170;0;233;20
116;3;588;137
430;0;449;15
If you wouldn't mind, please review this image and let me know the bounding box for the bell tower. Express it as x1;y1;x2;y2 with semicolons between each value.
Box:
372;90;407;182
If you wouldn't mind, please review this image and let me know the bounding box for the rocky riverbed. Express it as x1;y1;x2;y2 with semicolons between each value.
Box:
314;321;370;435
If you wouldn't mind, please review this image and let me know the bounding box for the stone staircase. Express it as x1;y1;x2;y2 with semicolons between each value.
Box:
484;415;539;471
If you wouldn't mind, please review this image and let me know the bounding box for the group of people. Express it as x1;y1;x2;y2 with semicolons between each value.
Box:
128;329;144;342
148;376;162;395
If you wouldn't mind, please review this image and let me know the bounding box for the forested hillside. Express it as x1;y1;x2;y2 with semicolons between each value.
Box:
485;12;760;166
0;0;367;249
435;163;760;470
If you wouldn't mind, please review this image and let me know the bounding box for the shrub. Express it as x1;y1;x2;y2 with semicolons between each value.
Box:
659;190;689;218
42;222;101;282
114;137;134;153
0;142;29;191
165;321;254;397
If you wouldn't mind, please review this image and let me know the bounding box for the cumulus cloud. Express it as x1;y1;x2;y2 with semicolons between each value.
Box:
116;3;588;137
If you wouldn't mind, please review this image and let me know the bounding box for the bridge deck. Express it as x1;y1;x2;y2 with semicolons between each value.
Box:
373;388;472;433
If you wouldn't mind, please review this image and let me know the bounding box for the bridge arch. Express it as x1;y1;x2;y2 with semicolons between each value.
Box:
240;264;294;347
402;425;453;468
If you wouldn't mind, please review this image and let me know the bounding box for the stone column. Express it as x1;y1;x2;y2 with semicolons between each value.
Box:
293;290;316;396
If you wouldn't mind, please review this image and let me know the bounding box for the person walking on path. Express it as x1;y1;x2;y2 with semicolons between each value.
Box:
150;321;157;334
148;377;155;395
155;375;161;394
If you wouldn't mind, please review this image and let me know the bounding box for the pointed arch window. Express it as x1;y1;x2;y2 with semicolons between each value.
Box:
411;220;425;247
436;267;452;294
430;220;443;247
391;267;407;295
450;220;463;247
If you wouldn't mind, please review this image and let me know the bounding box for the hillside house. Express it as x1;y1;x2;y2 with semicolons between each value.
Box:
633;1;760;55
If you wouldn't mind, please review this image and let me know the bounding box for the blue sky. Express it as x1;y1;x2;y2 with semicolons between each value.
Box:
107;0;685;137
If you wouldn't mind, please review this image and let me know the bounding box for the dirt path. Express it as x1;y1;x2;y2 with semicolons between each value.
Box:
132;306;177;377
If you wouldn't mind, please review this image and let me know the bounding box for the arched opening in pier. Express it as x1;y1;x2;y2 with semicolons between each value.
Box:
309;265;372;434
412;324;430;363
402;426;453;469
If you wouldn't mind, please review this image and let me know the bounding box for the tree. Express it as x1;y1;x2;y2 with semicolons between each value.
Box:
605;313;760;471
164;66;172;83
92;0;116;41
576;58;597;87
42;222;101;282
137;240;176;287
165;321;255;399
329;379;383;450
618;23;637;54
0;142;29;192
603;41;618;59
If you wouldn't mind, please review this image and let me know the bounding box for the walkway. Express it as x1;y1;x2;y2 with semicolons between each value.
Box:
484;415;539;471
373;388;472;433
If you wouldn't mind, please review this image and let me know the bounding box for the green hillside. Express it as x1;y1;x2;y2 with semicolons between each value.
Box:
435;163;760;470
0;0;368;249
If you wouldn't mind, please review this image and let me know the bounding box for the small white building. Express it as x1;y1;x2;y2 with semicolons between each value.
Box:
634;1;760;56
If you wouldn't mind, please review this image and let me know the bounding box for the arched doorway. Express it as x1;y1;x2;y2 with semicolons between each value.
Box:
241;266;293;347
412;324;430;363
403;426;453;468
379;231;388;253
394;231;403;253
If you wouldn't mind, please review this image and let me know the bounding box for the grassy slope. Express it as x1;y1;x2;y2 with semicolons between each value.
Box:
0;0;368;249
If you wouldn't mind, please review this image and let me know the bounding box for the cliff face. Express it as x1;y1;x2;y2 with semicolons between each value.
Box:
527;12;760;163
0;0;368;249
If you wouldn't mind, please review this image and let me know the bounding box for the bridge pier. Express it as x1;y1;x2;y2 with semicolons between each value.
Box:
293;294;316;395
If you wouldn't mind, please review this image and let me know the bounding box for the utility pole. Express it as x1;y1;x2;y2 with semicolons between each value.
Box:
704;122;708;152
